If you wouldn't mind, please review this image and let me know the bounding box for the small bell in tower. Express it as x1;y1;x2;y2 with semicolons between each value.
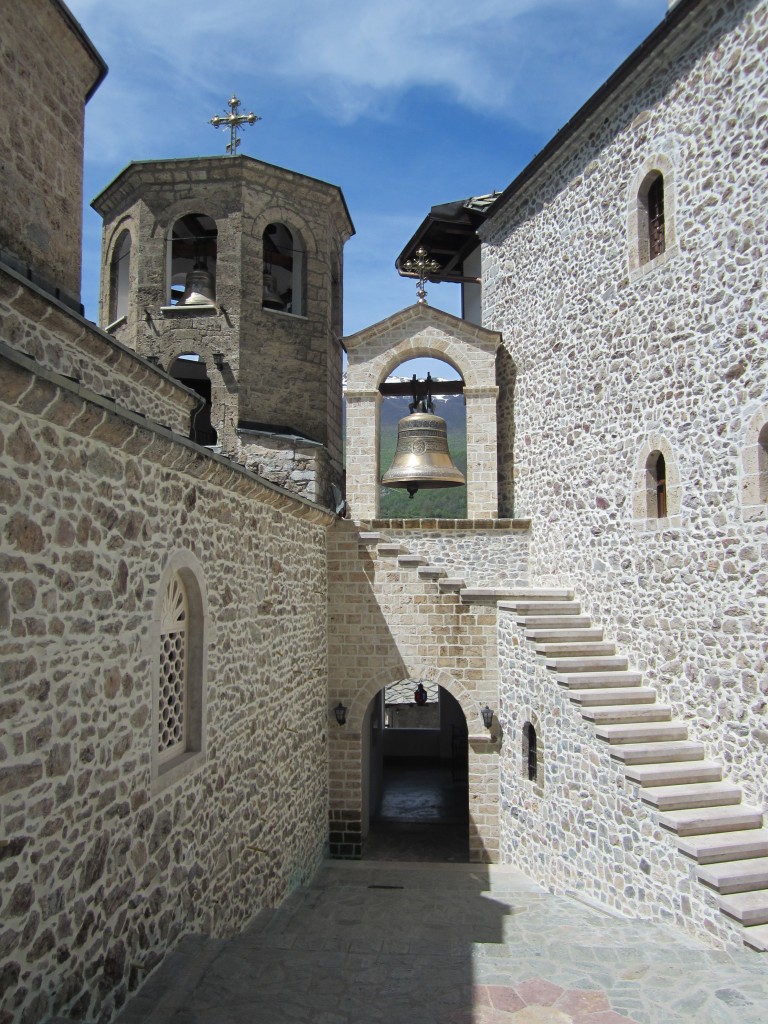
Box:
381;375;465;499
262;270;283;310
179;261;216;306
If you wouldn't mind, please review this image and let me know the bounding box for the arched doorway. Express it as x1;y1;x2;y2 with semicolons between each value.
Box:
362;681;469;861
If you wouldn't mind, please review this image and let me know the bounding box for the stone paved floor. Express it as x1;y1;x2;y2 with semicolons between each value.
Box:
115;860;768;1024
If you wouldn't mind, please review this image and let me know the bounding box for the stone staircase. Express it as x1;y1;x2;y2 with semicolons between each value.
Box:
358;530;768;953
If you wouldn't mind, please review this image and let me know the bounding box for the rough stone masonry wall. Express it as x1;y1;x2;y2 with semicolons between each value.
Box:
0;0;102;306
497;611;747;951
483;0;768;814
1;268;199;438
0;352;332;1024
327;521;503;862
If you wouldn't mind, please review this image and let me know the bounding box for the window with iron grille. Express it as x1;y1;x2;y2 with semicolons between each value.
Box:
648;175;665;260
523;722;538;782
158;573;188;762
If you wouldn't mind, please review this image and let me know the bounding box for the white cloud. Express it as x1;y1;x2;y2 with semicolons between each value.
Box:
70;0;665;127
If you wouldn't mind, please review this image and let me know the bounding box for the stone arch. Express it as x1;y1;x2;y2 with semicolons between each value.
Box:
253;207;318;257
353;336;481;394
107;226;132;327
345;663;481;734
165;211;218;306
632;434;682;528
627;149;678;278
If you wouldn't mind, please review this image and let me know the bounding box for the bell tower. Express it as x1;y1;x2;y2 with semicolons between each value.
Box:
92;153;353;507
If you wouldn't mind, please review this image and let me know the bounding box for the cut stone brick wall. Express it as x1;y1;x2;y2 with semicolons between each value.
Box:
327;521;506;862
0;0;104;307
0;348;334;1024
92;157;353;507
483;0;768;817
344;305;501;520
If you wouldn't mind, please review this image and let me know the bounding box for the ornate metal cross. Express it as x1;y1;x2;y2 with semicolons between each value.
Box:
402;247;441;304
209;95;261;156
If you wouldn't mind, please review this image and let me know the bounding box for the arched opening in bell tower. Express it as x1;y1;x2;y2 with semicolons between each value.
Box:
379;356;467;519
168;353;218;447
361;681;469;861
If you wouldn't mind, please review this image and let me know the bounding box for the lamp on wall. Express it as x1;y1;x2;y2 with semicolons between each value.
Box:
212;352;225;370
481;706;494;730
333;702;348;726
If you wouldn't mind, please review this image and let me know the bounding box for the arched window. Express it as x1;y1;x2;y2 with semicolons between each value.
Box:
167;213;217;306
158;573;189;764
647;451;667;519
263;223;305;316
153;555;208;790
522;722;538;783
108;229;131;325
647;174;665;260
168;353;218;446
758;424;768;503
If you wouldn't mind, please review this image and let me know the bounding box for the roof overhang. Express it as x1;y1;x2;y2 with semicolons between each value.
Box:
395;194;499;284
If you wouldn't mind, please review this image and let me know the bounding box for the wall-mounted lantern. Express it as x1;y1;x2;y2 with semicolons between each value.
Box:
333;702;348;726
481;706;494;730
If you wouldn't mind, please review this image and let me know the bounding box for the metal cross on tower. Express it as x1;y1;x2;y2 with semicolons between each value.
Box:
401;247;441;304
209;95;261;156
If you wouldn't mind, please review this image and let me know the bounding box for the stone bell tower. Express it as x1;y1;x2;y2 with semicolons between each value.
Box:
92;151;354;507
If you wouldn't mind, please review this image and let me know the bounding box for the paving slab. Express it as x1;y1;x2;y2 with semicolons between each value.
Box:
113;860;768;1024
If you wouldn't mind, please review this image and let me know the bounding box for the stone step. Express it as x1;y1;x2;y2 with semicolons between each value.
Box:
357;532;382;543
569;686;658;707
719;890;768;927
557;671;644;689
640;781;742;811
595;721;687;745
624;760;723;788
581;704;672;725
377;543;403;556
497;589;575;603
656;804;764;836
547;655;629;673
698;857;768;895
743;923;768;951
437;578;466;593
512;601;581;616
463;588;553;604
417;565;446;580
397;553;426;567
518;614;593;630
535;641;617;658
525;627;604;643
676;828;768;865
609;740;706;765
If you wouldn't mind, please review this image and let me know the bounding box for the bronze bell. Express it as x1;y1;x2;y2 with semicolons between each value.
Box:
262;271;283;310
180;264;216;306
382;408;465;499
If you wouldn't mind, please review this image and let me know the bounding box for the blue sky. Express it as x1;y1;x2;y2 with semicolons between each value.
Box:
69;0;666;335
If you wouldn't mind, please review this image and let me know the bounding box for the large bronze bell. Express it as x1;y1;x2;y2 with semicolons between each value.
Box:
382;405;465;499
179;264;216;305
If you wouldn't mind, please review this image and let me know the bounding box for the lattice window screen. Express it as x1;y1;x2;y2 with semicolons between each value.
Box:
158;573;188;761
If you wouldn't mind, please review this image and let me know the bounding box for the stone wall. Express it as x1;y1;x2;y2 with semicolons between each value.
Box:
0;268;199;438
363;519;530;587
0;348;333;1024
327;521;501;862
344;305;501;520
482;0;768;813
93;157;352;505
497;609;746;950
0;0;104;308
